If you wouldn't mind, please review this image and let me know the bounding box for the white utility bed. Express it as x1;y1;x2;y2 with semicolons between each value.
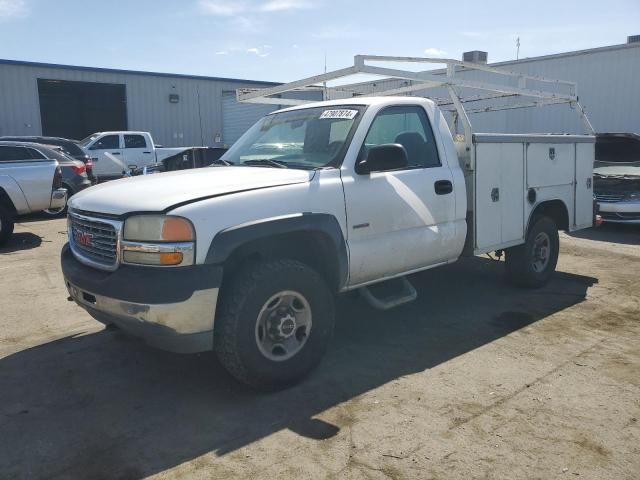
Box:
471;134;595;254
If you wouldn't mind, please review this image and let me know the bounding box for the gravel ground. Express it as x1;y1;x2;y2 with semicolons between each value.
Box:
0;217;638;480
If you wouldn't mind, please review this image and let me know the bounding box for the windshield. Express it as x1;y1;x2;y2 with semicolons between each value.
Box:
79;134;100;147
595;136;640;164
220;106;364;169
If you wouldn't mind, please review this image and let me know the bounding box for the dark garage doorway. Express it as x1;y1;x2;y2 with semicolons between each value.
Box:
38;79;127;140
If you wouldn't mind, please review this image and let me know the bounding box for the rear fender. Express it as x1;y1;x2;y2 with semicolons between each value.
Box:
0;177;29;214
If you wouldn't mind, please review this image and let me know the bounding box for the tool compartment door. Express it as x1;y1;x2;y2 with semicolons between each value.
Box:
526;143;574;188
474;142;525;252
575;142;595;229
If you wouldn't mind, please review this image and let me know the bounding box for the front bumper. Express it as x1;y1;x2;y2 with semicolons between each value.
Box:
61;244;222;353
50;188;67;210
597;200;640;224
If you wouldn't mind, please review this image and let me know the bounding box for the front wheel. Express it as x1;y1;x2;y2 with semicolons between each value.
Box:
505;216;559;288
214;259;335;390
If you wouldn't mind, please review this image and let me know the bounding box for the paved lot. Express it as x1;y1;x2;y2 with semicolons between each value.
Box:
1;217;639;480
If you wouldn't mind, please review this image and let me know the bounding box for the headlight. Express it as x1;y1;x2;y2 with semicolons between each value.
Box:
122;215;195;266
123;215;194;242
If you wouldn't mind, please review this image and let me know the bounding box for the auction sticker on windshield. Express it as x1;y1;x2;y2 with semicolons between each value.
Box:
319;109;358;120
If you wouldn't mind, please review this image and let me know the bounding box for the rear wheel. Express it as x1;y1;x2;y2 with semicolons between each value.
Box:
0;205;14;246
214;259;335;390
505;216;559;288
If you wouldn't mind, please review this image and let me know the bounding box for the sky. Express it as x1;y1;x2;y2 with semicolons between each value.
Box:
0;0;639;82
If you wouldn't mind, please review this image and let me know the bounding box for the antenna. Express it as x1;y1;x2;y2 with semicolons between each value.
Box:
323;52;328;100
516;37;521;60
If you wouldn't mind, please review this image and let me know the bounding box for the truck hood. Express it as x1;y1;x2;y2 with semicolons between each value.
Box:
69;166;315;216
593;161;640;178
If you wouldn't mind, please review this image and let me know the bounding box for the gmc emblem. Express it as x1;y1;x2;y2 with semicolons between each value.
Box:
74;229;93;247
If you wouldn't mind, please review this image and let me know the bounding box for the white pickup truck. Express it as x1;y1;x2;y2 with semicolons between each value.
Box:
79;131;197;180
61;57;596;389
0;141;67;244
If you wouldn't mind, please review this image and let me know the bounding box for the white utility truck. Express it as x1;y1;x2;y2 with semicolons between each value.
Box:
61;56;596;389
78;131;199;180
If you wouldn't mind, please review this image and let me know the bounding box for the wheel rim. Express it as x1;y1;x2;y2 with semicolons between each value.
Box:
531;232;551;273
255;290;312;362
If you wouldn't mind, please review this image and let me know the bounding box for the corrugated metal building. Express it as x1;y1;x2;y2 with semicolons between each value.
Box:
341;39;640;135
1;39;638;148
0;60;281;146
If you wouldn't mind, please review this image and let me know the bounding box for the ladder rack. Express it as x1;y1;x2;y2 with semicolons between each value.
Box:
236;54;595;152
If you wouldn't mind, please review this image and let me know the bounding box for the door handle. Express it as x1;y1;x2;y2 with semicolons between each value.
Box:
111;152;121;155
434;180;453;195
143;151;151;154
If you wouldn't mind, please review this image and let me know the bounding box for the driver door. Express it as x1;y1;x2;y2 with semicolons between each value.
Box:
89;134;124;176
342;105;457;286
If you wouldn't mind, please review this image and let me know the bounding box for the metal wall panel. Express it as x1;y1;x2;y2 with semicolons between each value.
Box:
221;91;276;145
336;44;640;135
0;62;277;147
1;43;638;148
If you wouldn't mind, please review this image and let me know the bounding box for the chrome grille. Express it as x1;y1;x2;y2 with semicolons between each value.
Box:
595;192;624;203
68;212;121;271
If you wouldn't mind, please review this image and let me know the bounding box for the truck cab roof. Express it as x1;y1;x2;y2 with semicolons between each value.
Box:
90;131;150;135
273;96;436;115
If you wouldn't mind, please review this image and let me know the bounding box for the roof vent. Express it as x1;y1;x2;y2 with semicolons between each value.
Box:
462;50;488;64
628;35;640;44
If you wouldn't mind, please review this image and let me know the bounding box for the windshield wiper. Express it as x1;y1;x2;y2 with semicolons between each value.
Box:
211;158;234;166
243;159;289;168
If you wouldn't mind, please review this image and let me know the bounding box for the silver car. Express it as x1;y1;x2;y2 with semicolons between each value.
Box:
594;133;640;224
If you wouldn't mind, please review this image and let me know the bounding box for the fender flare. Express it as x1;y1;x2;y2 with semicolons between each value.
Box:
526;198;570;234
205;213;349;289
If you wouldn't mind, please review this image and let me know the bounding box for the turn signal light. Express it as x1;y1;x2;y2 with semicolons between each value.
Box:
159;252;184;265
161;217;194;241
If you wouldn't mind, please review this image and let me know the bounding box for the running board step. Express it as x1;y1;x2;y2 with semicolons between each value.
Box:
359;277;417;310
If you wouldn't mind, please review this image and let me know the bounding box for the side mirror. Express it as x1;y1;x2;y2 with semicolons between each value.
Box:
357;144;408;174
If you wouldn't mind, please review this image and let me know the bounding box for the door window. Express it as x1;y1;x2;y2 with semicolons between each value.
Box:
0;146;32;161
90;135;120;150
363;106;440;168
124;135;147;149
27;148;46;159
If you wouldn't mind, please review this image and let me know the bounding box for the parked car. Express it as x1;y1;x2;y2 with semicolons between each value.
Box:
37;145;92;217
125;147;228;176
78;131;198;180
594;133;640;224
0;136;96;184
61;96;595;389
0;141;67;244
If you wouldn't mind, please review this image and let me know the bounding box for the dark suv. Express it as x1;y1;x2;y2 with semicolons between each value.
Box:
0;136;96;184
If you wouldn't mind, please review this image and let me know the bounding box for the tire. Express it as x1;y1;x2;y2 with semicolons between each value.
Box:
505;216;559;288
214;259;335;390
43;186;71;217
0;205;15;246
